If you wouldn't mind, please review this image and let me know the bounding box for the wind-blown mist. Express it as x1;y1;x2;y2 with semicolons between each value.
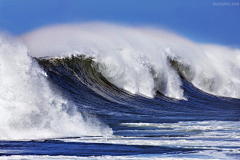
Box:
20;23;240;99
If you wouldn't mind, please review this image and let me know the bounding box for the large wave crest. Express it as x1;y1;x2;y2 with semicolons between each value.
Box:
20;22;240;99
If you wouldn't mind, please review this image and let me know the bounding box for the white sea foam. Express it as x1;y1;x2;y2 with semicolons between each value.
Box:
60;120;240;159
0;151;233;160
62;121;240;147
20;22;240;99
0;34;112;140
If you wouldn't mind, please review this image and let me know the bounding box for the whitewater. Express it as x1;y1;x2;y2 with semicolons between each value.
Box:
0;23;239;159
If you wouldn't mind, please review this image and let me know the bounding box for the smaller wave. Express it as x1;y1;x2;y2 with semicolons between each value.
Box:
166;45;240;99
0;34;112;140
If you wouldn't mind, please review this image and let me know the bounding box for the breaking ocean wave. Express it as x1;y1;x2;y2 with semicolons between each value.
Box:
0;23;239;159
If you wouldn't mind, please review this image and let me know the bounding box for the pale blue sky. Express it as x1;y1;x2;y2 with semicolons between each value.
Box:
0;0;239;46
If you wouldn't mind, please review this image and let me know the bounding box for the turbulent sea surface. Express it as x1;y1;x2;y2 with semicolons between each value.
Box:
0;23;240;159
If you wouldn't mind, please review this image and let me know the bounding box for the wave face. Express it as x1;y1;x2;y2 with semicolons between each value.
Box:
0;34;112;140
21;23;240;99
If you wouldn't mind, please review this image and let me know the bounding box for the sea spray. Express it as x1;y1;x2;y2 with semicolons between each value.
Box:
0;34;112;140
